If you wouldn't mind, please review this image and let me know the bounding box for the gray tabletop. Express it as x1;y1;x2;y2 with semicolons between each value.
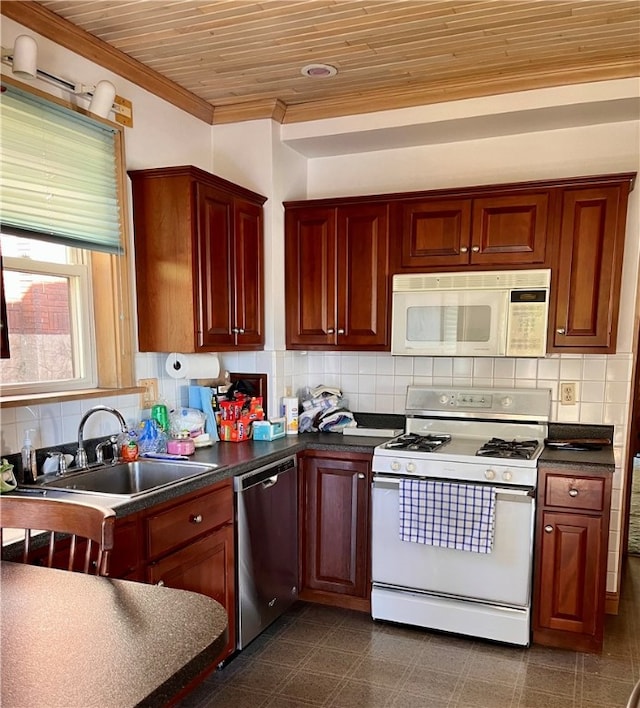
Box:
1;561;228;707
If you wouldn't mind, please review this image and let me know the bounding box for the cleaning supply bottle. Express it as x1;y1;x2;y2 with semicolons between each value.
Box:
21;429;38;483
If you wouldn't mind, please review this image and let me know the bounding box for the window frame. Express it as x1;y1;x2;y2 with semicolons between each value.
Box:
0;74;136;406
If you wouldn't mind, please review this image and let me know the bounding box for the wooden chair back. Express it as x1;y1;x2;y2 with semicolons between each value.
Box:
0;497;116;576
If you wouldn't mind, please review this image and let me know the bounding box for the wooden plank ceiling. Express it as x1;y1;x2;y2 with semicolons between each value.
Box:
4;0;640;124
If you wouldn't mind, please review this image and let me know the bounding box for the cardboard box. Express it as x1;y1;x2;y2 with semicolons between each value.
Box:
252;418;286;441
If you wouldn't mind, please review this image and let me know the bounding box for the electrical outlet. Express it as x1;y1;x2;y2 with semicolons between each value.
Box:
560;382;577;405
138;378;158;408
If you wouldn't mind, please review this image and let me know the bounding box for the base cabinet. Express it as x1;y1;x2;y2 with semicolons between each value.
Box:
143;480;236;663
147;523;235;658
533;464;612;653
299;450;371;611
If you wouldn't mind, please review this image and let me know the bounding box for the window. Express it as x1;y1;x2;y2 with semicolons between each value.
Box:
0;235;96;393
0;77;135;401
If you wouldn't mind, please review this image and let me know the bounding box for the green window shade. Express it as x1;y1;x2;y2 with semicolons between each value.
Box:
0;83;123;254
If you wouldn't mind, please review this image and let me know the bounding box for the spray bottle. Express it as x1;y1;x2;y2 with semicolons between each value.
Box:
21;428;38;484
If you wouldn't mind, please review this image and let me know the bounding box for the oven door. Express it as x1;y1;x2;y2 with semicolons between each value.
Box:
371;476;535;607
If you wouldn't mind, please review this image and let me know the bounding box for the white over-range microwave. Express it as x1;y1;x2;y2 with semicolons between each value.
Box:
391;269;551;358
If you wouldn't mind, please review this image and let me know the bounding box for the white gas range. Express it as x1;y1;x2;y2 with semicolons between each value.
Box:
371;385;551;646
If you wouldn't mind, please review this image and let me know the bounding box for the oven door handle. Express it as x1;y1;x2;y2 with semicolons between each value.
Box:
372;476;535;499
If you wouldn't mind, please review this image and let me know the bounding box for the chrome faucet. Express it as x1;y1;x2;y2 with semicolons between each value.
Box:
95;435;120;465
76;405;127;469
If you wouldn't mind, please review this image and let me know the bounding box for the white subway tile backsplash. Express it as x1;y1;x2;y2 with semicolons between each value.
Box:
604;402;627;426
394;356;414;376
515;359;537;380
357;354;377;375
375;394;395;413
580;402;604;423
605;381;630;404
433;357;453;377
341;355;359;375
556;403;580;422
453;357;473;377
494;358;515;379
358;393;375;411
413;357;433;377
581;381;606;402
473;358;494;379
559;357;583;379
537;357;560;380
582;356;607;381
606;356;632;382
375;355;394;376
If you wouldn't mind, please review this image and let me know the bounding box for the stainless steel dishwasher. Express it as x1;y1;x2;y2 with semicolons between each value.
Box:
234;455;298;650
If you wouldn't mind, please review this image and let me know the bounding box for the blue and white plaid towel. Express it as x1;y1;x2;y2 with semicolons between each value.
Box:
399;479;496;554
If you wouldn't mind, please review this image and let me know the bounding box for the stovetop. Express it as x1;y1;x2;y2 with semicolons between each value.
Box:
372;385;551;486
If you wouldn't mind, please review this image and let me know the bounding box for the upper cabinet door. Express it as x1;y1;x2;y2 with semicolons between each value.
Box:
233;198;264;347
337;204;390;349
399;199;472;268
471;192;550;265
285;206;337;347
196;183;235;349
550;184;631;352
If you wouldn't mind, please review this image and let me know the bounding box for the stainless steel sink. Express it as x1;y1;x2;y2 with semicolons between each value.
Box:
37;460;219;497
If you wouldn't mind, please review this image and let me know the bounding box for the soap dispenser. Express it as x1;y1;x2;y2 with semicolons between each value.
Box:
21;428;38;484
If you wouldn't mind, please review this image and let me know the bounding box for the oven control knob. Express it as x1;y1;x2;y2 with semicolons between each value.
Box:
484;469;496;480
502;470;512;481
439;394;449;404
391;461;401;472
406;462;417;473
501;396;513;407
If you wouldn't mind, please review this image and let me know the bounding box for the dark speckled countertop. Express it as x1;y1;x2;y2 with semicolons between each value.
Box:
540;422;616;470
7;431;390;518
1;561;228;707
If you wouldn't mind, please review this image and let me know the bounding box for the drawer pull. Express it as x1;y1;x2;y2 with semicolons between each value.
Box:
156;580;165;587
358;473;366;479
568;488;579;497
557;328;566;334
190;514;203;524
544;525;554;533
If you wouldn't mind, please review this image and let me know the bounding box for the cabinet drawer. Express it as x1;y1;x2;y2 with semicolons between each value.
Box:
544;475;605;512
146;482;233;559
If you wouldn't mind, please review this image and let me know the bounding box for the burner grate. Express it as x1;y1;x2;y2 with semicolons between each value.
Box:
476;438;540;460
385;433;451;452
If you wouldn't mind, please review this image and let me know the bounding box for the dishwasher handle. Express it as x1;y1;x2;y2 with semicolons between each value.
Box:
234;455;297;492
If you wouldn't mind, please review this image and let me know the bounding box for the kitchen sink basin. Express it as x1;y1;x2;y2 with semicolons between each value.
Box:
36;460;219;498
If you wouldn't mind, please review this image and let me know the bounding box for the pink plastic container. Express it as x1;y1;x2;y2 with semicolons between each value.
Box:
167;436;195;456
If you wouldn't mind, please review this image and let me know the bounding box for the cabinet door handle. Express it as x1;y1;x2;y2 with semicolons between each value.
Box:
327;328;335;334
231;327;238;334
358;473;366;479
238;328;245;334
460;246;468;253
190;514;203;524
544;525;554;533
472;245;480;252
337;328;345;335
568;488;579;497
556;328;566;334
156;580;165;586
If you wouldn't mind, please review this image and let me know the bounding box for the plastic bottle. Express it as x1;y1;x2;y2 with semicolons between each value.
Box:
120;429;139;462
21;428;38;483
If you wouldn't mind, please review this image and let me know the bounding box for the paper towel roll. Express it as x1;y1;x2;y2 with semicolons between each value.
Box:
165;353;220;380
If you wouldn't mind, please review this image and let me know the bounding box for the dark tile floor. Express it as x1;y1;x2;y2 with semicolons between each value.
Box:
180;557;640;707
